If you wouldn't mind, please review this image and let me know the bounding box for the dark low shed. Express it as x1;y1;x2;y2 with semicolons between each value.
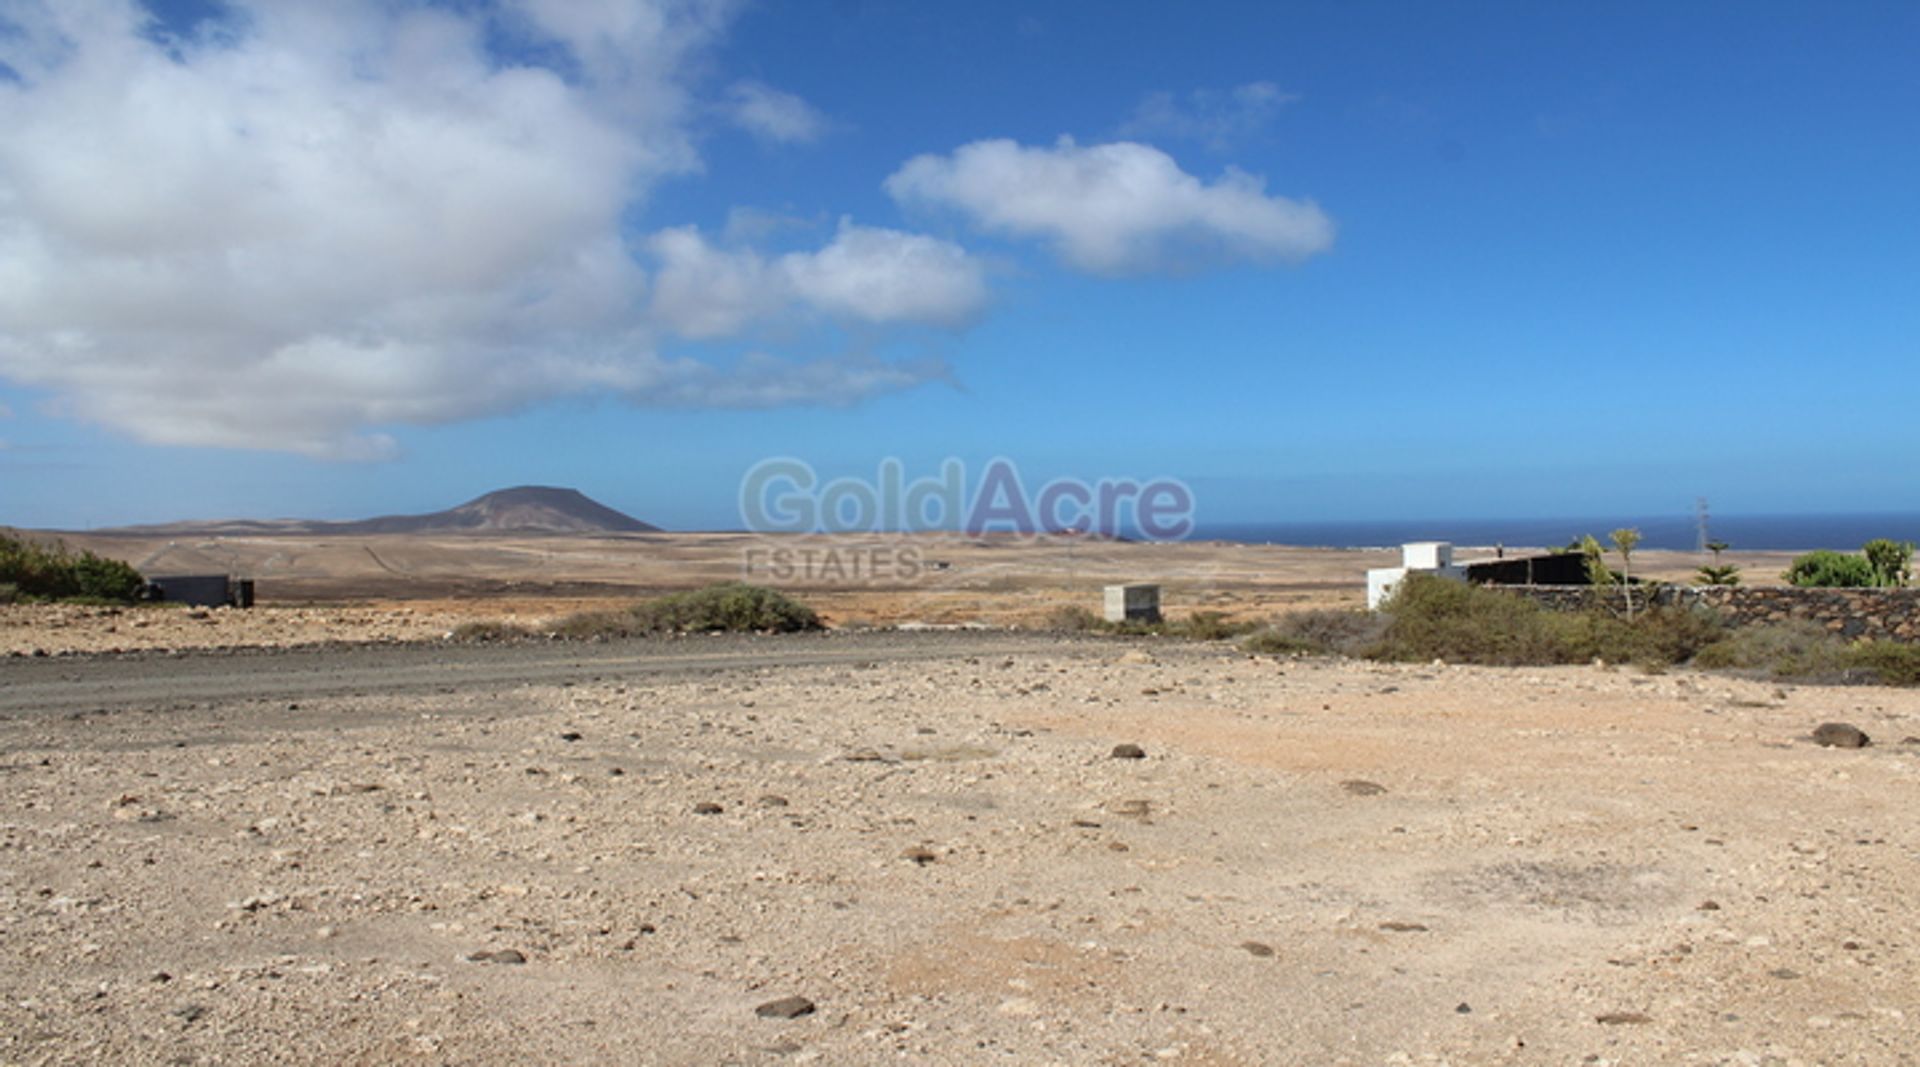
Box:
1463;553;1590;586
146;574;255;608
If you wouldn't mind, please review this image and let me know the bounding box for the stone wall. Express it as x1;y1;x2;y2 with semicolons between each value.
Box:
1504;585;1920;642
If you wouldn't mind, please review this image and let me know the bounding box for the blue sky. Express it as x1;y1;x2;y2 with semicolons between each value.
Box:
1;1;1916;530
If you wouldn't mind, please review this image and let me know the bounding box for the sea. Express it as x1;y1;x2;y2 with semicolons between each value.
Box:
1193;513;1920;552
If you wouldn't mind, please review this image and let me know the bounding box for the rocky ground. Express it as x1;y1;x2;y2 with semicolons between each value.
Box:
2;634;1917;1065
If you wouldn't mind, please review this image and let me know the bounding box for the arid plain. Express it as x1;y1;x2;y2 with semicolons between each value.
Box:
3;533;1912;1066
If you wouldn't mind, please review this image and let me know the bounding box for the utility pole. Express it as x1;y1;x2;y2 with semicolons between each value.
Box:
1695;497;1711;554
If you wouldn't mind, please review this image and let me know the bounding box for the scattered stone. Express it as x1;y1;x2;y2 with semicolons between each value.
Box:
558;731;583;742
467;949;526;965
1595;1012;1651;1025
693;802;724;815
755;995;816;1020
1379;921;1428;933
1812;723;1870;748
1768;967;1802;980
757;794;790;808
1455;1003;1472;1014
1110;743;1147;760
1109;799;1152;817
843;749;889;763
901;846;938;866
1697;900;1721;911
1239;941;1275;958
1340;780;1388;796
173;1005;208;1024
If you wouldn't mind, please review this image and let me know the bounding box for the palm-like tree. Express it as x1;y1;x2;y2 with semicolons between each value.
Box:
1610;527;1642;618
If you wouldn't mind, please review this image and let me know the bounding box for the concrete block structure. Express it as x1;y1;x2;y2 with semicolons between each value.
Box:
1104;583;1162;623
1366;543;1467;610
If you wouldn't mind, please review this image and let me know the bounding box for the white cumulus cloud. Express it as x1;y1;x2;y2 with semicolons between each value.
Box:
647;220;986;339
723;80;829;144
0;0;952;458
885;136;1334;275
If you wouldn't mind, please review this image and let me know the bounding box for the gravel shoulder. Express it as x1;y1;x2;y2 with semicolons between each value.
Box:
3;633;1918;1064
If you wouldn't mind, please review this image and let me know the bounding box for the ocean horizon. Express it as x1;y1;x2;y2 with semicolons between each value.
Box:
1192;513;1920;552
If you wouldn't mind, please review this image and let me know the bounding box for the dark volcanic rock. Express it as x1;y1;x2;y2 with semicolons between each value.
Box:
1812;723;1870;748
755;995;816;1020
1110;743;1147;760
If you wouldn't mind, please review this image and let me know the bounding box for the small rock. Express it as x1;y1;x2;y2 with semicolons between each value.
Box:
755;995;816;1020
1109;799;1152;817
1239;941;1275;958
1595;1011;1651;1025
1812;723;1870;748
901;846;938;866
1697;900;1721;911
757;794;790;808
467;949;526;965
1341;780;1388;796
558;731;583;742
1379;921;1428;933
1455;1003;1472;1014
693;802;724;815
173;1004;208;1024
1110;743;1147;760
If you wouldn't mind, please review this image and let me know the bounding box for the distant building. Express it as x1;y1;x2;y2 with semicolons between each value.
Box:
146;574;254;608
1366;542;1588;609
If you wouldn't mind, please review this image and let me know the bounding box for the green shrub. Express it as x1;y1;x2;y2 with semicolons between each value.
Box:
1369;575;1588;665
0;582;17;604
1785;550;1877;588
1244;608;1390;658
1863;539;1914;588
1692;621;1851;677
0;531;145;603
70;553;146;602
1842;641;1920;686
626;583;822;634
1366;576;1726;668
1694;564;1742;586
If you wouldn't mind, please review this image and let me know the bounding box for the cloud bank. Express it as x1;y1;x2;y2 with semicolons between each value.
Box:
0;0;944;457
885;137;1334;275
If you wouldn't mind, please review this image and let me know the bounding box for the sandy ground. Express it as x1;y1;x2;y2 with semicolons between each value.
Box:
2;633;1917;1065
4;533;1800;656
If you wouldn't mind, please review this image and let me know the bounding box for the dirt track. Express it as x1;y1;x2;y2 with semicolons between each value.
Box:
4;634;1918;1064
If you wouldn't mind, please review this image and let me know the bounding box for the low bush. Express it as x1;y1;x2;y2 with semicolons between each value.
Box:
448;620;536;643
1845;641;1920;686
1168;611;1257;641
1784;550;1877;588
1042;605;1103;631
1690;621;1920;686
626;583;822;634
1691;621;1844;675
1243;608;1390;658
547;609;642;641
0;532;145;603
1367;575;1727;668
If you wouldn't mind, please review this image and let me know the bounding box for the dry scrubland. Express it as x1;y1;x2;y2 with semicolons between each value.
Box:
8;533;1800;656
4;535;1913;1064
2;635;1918;1064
